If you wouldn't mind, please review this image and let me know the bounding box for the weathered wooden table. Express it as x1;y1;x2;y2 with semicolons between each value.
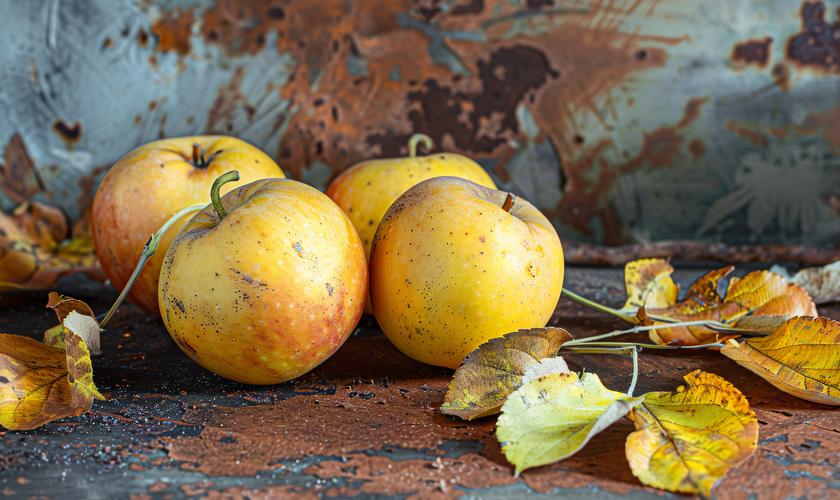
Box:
0;266;837;498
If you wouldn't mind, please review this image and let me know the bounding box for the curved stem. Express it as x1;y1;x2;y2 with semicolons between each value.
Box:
565;341;724;350
561;287;635;322
210;170;240;220
407;133;433;157
627;346;639;396
99;203;206;329
561;319;720;347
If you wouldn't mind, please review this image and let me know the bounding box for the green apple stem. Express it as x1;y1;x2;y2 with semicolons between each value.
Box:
98;203;206;329
560;287;635;322
210;170;240;220
561;319;720;347
407;133;433;157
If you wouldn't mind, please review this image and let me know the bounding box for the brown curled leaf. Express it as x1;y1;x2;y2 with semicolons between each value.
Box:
440;327;572;420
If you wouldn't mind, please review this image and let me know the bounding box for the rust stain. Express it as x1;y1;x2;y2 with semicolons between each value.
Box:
0;134;44;204
52;120;82;149
732;37;772;67
151;8;194;55
787;1;840;72
797;102;840;149
200;1;289;56
688;138;706;159
555;97;708;242
725;120;769;146
771;62;791;91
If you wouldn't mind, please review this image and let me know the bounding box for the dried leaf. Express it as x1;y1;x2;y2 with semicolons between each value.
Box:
721;316;840;405
46;292;95;322
440;327;572;420
63;311;101;356
497;371;643;474
790;261;840;304
0;332;103;430
645;270;816;345
0;202;98;292
621;258;678;311
521;356;569;385
43;292;98;351
626;370;758;496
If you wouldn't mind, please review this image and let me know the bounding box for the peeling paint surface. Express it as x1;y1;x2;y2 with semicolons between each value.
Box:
0;268;837;497
0;0;838;247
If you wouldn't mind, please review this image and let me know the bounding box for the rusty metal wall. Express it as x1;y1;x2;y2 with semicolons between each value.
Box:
1;0;838;247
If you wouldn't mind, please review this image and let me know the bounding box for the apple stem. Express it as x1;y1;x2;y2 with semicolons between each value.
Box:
501;193;515;212
98;203;206;329
210;170;240;220
192;143;205;168
407;133;433;157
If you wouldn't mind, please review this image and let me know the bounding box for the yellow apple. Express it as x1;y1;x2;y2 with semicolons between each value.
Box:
369;177;564;369
326;134;496;312
92;136;284;313
159;173;367;384
326;134;496;255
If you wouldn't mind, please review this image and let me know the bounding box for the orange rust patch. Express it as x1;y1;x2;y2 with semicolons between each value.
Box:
151;8;194;55
797;103;840;149
688;138;706;159
555;97;708;240
725;120;769;147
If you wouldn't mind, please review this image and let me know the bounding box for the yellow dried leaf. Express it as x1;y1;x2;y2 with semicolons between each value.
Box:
626;370;758;496
498;371;643;474
645;270;816;345
721;316;840;405
440;327;572;420
621;258;678;311
0;332;104;430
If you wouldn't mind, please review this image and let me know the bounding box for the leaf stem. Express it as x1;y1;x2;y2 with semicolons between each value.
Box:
561;287;635;322
561;320;720;347
98;203;206;329
628;346;639;396
565;341;724;350
210;170;240;220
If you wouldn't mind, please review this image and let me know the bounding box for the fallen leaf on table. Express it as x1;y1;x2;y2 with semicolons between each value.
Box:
0;332;104;430
789;261;840;304
521;356;569;384
46;291;95;321
621;258;678;311
43;292;100;352
721;316;840;405
642;270;816;345
497;371;643;474
626;370;758;496
0;202;99;293
440;327;572;420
